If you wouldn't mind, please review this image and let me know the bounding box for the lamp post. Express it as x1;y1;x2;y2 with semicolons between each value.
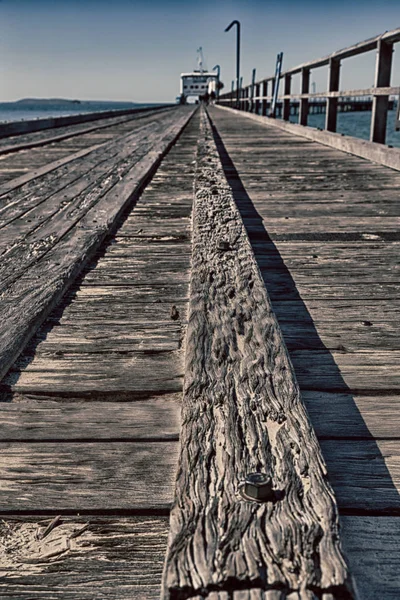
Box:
213;64;220;99
225;20;241;109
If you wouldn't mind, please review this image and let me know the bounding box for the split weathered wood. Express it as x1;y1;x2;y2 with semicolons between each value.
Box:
161;108;354;599
0;107;195;383
0;516;170;599
0;106;173;155
0;116;166;237
0;516;397;599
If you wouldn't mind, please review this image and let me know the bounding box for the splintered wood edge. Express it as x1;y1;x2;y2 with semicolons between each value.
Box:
161;107;355;600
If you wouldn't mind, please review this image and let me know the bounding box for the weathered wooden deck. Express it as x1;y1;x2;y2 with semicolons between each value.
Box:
0;105;399;599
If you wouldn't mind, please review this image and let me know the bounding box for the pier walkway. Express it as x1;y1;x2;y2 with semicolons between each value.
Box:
0;104;398;599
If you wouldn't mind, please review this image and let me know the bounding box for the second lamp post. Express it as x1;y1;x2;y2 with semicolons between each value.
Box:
224;20;241;109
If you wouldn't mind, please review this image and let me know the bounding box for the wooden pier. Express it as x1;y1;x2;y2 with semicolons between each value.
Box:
0;34;400;600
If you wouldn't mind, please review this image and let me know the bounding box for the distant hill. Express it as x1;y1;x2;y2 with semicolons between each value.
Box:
15;98;138;106
16;98;83;105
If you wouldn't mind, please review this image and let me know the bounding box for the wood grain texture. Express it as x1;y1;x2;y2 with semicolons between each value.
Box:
161;108;354;599
0;516;169;599
0;107;172;156
4;351;183;396
0;107;195;383
320;440;400;513
301;391;400;439
0;442;178;511
340;516;400;600
0;394;181;440
291;350;400;392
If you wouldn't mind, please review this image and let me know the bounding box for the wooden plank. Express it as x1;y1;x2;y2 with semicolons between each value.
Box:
47;286;189;321
0;144;103;199
0;117;169;255
25;322;183;353
279;320;399;351
272;299;400;322
260;273;400;300
0;442;178;511
291;350;400;392
0;516;169;599
321;440;400;513
4;352;183;396
246;217;400;234
0;438;398;517
0;394;180;440
340;516;400;600
0;119;160;229
0;107;172;156
215;104;400;172
302;391;400;439
0;107;195;382
250;242;400;268
161;108;354;599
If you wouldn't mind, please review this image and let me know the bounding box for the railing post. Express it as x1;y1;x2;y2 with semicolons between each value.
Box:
299;68;310;126
283;74;292;121
370;39;393;144
262;81;268;116
325;58;340;132
250;68;256;113
254;83;260;114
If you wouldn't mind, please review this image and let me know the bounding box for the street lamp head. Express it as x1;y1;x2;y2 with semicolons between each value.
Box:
225;20;240;32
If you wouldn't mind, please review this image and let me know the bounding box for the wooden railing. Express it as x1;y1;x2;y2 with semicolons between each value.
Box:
217;27;400;144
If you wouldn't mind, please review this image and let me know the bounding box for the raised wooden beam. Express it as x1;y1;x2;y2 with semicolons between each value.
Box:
325;58;340;132
161;107;354;599
299;68;310;126
370;39;393;144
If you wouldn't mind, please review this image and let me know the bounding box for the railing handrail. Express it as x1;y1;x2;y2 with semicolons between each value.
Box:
218;26;400;143
250;27;400;85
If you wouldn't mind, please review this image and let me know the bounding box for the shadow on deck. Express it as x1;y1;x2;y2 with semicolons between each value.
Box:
210;118;400;517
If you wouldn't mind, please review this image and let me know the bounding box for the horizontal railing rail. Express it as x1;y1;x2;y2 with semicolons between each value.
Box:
217;26;400;143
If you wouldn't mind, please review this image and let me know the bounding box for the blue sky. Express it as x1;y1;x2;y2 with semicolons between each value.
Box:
1;0;400;102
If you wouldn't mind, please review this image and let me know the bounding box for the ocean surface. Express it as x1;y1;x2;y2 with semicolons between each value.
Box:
0;100;159;123
287;107;400;148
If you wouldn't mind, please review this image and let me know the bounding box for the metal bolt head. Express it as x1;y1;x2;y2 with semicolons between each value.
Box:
217;240;230;251
241;472;274;502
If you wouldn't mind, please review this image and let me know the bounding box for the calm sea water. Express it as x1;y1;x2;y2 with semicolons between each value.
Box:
287;108;400;148
0;100;158;123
